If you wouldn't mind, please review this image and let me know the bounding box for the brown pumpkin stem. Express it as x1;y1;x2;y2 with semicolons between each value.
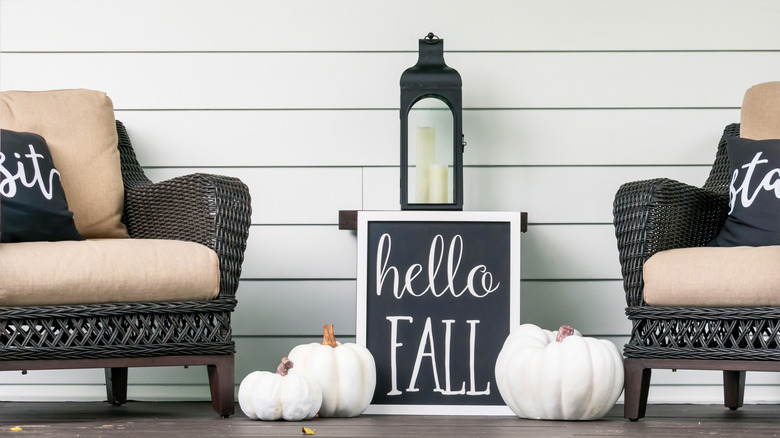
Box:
556;325;575;342
277;357;294;376
322;324;338;348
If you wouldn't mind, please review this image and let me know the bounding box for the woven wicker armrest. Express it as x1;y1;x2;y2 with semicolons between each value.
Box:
115;120;251;297
122;173;251;296
613;178;728;306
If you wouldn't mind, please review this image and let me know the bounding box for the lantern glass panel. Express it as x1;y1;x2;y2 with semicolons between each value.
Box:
406;97;454;205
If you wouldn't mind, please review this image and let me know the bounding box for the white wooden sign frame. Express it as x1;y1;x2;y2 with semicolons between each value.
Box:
356;211;521;415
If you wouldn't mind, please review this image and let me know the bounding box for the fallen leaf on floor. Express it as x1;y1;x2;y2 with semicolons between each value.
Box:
302;426;316;435
9;426;22;431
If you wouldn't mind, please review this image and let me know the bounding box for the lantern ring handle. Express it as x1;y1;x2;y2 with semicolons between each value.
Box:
424;32;440;41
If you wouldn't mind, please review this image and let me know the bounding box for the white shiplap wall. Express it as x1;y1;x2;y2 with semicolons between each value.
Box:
1;0;780;404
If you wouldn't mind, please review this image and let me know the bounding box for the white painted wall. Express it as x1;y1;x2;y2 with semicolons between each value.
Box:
1;0;779;405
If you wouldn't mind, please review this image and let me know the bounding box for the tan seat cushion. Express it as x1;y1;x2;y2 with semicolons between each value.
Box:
741;81;780;140
0;89;129;238
0;239;220;306
643;246;780;306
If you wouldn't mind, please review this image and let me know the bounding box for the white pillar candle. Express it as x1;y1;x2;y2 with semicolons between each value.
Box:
415;127;435;203
428;163;448;203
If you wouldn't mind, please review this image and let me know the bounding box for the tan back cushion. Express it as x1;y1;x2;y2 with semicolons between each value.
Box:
0;89;128;238
644;246;780;306
741;81;780;140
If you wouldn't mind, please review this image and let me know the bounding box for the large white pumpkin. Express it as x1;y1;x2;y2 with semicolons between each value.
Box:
288;324;376;417
495;324;624;420
238;357;322;421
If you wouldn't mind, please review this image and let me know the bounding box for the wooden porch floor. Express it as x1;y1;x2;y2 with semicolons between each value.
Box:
0;402;778;437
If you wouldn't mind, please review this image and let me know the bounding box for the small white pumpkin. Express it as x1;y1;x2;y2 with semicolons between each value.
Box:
288;324;376;417
495;324;624;420
238;357;322;421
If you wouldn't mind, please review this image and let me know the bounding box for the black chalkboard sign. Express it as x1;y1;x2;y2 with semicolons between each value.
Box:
356;211;520;415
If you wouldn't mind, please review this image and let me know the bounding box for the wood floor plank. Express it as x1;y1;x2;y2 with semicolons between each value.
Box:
0;402;779;437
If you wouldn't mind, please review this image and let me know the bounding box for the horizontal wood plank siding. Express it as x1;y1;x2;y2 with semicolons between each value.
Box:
2;52;778;109
1;0;777;404
105;109;738;167
2;0;779;52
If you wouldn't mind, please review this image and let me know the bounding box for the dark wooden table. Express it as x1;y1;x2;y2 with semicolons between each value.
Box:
338;210;528;231
0;402;777;437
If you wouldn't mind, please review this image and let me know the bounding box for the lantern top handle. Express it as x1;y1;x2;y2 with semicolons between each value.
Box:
400;31;461;89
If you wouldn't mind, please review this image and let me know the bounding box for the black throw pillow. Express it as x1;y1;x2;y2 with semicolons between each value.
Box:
709;136;780;247
0;129;83;243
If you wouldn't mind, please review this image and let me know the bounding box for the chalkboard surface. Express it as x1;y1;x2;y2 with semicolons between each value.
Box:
356;211;521;414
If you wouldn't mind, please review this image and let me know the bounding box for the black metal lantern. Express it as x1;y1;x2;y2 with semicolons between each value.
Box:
400;32;464;210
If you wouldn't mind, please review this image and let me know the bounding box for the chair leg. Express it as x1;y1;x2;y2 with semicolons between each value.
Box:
623;359;652;421
207;355;235;418
723;370;746;410
105;367;128;406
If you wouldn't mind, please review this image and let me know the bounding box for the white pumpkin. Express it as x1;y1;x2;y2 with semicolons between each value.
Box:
238;357;322;421
288;324;376;417
495;324;624;420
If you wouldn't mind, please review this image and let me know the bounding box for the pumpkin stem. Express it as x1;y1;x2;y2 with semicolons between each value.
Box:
277;357;294;376
322;323;338;348
556;325;575;342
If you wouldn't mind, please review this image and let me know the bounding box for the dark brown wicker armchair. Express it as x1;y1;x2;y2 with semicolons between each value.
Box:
613;121;780;420
0;121;251;417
